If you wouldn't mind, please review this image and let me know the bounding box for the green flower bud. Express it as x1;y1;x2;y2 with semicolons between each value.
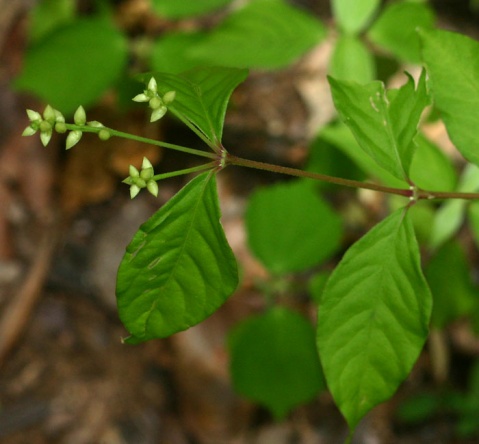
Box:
149;97;162;110
73;106;86;125
98;129;111;141
43;105;56;121
163;90;176;104
54;110;65;123
141;157;153;170
130;184;141;199
132;93;149;103
150;106;167;122
147;77;158;93
146;180;159;197
66;130;82;150
55;122;67;134
129;165;140;178
22;126;37;136
40;120;52;133
26;109;42;122
140;167;153;181
40;129;53;147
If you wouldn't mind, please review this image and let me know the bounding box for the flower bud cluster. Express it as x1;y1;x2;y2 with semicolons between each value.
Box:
122;157;159;199
22;105;65;147
132;77;176;122
22;105;112;150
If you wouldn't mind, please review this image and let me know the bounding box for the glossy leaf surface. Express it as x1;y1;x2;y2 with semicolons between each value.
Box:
317;208;432;430
229;307;324;419
245;180;342;275
329;71;429;181
116;173;238;343
138;67;248;147
420;29;479;167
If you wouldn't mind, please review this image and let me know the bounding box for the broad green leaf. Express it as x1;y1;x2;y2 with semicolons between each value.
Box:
426;241;476;329
150;32;207;74
229;307;324;419
245;180;342;275
368;2;435;63
151;0;233;18
317;122;407;188
329;35;376;83
419;29;479;167
329;70;430;181
317;208;432;430
429;164;479;249
15;18;127;114
410;133;457;192
28;0;75;43
187;0;326;69
116;172;238;343
332;0;380;34
138;67;248;147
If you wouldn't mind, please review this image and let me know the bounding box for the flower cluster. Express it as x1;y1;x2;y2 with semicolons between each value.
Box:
22;105;65;147
122;157;159;199
133;77;176;122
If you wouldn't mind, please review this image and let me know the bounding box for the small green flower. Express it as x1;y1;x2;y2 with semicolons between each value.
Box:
132;77;175;123
22;105;65;146
123;157;159;199
66;130;82;150
73;106;86;125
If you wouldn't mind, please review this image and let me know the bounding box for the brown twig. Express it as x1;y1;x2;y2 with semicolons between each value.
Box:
0;222;58;367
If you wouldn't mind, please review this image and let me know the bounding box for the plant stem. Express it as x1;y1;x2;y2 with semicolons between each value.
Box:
152;162;216;181
227;155;479;201
64;124;217;160
226;154;412;197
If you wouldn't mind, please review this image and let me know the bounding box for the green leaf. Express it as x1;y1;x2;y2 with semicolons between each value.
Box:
139;67;248;147
329;35;376;83
332;0;380;34
426;241;476;329
318;122;407;188
429;164;479;249
419;29;479;167
409;133;457;192
245;180;343;275
116;172;238;343
317;208;432;430
28;0;75;43
368;2;435;63
229;307;324;419
15;18;127;114
187;0;326;69
151;0;233;18
329;70;430;181
150;32;207;74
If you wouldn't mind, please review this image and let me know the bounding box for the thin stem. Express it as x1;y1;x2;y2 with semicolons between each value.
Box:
226;154;411;197
65;124;217;160
152;162;216;181
417;190;479;201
